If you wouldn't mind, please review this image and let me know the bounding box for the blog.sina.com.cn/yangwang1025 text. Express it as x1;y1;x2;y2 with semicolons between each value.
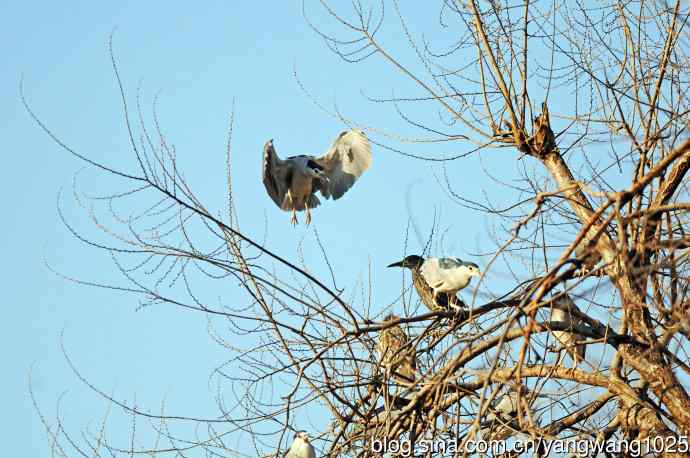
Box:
370;436;690;456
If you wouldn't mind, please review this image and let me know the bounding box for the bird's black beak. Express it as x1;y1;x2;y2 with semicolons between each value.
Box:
387;260;404;268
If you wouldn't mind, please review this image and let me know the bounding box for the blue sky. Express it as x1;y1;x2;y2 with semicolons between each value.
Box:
2;1;582;456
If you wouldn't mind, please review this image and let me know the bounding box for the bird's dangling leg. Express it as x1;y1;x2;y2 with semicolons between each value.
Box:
305;203;312;225
285;190;298;226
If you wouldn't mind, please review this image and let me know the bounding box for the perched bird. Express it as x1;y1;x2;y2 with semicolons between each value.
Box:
376;314;416;385
489;387;529;421
388;255;449;312
262;129;372;225
574;242;601;277
550;294;587;366
285;431;316;458
387;255;480;311
483;385;535;441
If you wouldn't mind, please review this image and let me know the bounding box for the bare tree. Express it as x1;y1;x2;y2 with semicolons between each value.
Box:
26;0;690;456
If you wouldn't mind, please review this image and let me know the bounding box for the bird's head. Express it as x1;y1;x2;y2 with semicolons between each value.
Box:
306;160;329;182
307;168;329;181
382;313;400;322
458;260;481;278
295;431;310;443
264;139;275;152
387;254;425;269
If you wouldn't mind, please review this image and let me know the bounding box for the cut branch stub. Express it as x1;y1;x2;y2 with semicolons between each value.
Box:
492;102;556;158
529;103;556;159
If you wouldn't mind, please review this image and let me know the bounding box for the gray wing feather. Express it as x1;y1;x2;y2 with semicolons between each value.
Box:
307;193;321;209
314;129;372;200
262;140;292;210
438;257;461;269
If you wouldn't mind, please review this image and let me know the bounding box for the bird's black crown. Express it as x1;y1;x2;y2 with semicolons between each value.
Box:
387;254;425;269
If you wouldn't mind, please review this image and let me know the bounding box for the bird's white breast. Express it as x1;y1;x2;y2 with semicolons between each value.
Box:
420;258;472;293
286;438;316;458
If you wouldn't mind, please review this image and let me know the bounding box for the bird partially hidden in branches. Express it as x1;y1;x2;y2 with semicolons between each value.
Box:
262;129;372;225
482;385;537;441
550;294;587;366
387;255;480;312
376;314;417;386
285;431;316;458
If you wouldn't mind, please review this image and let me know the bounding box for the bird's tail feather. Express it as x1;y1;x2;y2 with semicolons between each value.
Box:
307;194;321;209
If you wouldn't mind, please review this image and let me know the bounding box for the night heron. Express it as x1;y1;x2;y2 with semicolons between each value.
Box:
387;255;480;311
483;385;536;441
262;129;372;225
489;387;530;421
550;294;587;366
285;431;316;458
376;314;416;385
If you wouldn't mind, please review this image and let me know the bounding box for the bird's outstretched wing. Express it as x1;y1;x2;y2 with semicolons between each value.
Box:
314;129;372;200
262;140;292;210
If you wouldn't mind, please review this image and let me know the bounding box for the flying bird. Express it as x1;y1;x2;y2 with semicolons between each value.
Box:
388;255;480;311
262;129;372;225
550;294;587;366
285;431;316;458
376;314;416;385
